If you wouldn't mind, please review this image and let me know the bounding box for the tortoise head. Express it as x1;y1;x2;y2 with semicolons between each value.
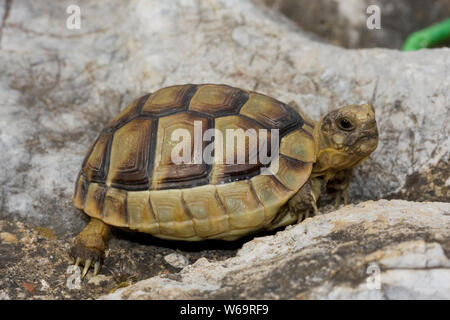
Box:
313;104;378;174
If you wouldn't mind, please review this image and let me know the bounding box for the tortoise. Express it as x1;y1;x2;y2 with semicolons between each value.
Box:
71;84;378;278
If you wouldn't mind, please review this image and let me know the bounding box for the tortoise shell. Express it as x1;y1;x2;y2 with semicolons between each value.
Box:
73;84;316;240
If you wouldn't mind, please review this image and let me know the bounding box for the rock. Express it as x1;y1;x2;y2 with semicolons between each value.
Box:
0;232;17;243
164;253;190;269
101;200;450;299
88;275;112;287
40;279;50;291
0;0;448;236
0;290;10;300
22;282;35;294
0;217;237;299
365;241;450;269
0;0;448;301
308;241;450;299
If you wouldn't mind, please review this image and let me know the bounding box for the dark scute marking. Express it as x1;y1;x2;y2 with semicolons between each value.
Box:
80;174;89;202
240;92;303;136
81;135;99;169
248;179;264;207
301;127;314;139
111;182;150;191
147;194;158;223
279;104;303;137
93;184;108;215
233;90;250;113
105;93;150;131
145;117;158;190
182;85;198;109
102;188;127;223
136;93;152;113
82;132;113;184
238;113;271;131
180;192;194;220
213;164;263;185
214;189;227;213
141;84;197;117
269;173;290;195
101;135;114;184
152;164;211;190
189;84;249;117
269;173;291;193
186;109;214;120
151;113;213;190
109;119;154;191
210;114;274;185
275;154;311;191
280;153;309;166
73;172;89;207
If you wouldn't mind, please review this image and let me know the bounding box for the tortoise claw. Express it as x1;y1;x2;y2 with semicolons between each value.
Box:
333;192;341;209
81;259;92;279
94;262;101;276
310;191;319;215
333;189;349;209
74;257;81;268
343;188;349;206
70;240;105;280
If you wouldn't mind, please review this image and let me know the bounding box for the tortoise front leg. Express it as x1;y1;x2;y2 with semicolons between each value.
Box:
325;169;351;208
70;218;110;278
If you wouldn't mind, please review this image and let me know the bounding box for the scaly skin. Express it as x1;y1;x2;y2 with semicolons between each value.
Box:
70;218;110;278
325;169;352;208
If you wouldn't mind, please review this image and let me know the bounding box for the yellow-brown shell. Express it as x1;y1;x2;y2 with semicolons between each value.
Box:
73;84;316;240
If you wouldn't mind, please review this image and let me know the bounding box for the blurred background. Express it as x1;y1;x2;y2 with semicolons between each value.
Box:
256;0;450;49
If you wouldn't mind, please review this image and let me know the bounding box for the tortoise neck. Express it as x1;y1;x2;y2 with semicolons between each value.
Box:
312;118;329;175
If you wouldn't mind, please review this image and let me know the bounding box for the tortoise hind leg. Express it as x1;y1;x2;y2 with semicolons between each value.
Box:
70;218;110;278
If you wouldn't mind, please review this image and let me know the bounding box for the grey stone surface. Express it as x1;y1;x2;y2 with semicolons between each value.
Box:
0;217;238;299
164;253;190;269
0;0;448;300
101;200;450;299
0;0;448;235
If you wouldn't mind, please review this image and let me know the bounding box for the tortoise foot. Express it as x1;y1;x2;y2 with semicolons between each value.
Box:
70;243;103;278
70;218;110;278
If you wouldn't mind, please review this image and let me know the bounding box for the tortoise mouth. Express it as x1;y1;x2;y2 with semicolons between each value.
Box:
341;126;378;155
357;121;378;142
354;133;378;155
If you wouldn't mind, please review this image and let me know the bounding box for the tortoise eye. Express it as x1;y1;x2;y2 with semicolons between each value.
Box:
337;118;355;131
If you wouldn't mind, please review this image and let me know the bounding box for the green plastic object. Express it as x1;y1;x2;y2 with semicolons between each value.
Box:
402;18;450;51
